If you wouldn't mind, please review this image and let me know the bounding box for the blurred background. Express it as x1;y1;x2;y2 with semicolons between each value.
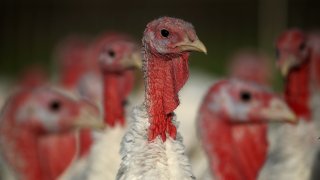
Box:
0;0;319;88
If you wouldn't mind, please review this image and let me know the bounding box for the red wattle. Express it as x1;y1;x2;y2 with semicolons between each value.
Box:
102;71;134;126
199;112;268;180
285;60;311;120
38;133;77;179
145;53;189;141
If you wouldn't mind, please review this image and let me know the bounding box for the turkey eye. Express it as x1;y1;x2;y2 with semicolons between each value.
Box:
299;43;306;51
49;100;61;112
161;29;170;37
240;91;251;102
108;50;115;58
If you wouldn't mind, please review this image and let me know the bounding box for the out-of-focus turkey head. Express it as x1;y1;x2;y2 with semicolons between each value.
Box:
143;17;207;55
55;36;92;88
201;80;296;123
228;50;272;85
5;87;103;134
276;29;310;76
93;33;142;72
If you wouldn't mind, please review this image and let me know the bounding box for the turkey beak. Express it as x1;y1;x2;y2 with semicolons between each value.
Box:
176;39;207;54
72;104;105;130
261;98;297;123
278;55;297;77
120;52;142;69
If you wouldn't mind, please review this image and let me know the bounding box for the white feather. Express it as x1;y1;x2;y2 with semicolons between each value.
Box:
259;120;319;180
117;105;195;180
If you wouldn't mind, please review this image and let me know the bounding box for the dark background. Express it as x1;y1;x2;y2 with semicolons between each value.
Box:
0;0;319;82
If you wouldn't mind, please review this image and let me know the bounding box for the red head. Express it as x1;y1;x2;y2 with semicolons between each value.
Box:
198;80;296;123
56;36;92;89
1;87;101;133
276;29;312;120
228;50;272;85
91;33;141;126
95;33;142;72
0;87;103;180
198;79;296;180
143;17;207;141
276;29;310;76
143;17;207;55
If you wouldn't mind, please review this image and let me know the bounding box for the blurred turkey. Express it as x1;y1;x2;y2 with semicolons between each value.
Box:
55;36;98;91
188;49;274;179
0;86;103;180
227;49;273;85
62;32;142;180
117;16;207;179
198;79;296;180
259;29;320;180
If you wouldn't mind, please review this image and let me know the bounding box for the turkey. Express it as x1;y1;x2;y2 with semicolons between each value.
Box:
55;36;97;91
187;49;274;179
259;29;320;180
197;79;296;180
117;16;207;180
62;32;142;180
0;86;103;180
227;49;273;85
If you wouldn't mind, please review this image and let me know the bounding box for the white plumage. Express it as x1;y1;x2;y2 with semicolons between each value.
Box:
117;105;195;180
175;71;215;179
83;126;126;180
259;120;319;180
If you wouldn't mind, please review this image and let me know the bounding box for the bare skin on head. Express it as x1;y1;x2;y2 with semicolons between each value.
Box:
93;33;142;127
143;17;206;142
0;87;103;180
198;79;296;180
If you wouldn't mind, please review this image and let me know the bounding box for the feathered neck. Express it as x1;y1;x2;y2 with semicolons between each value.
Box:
285;60;311;121
102;70;134;127
198;108;267;180
143;51;190;142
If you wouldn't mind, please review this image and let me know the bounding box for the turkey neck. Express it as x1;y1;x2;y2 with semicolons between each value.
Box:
199;112;268;180
102;71;134;127
285;60;311;120
144;52;189;141
0;128;46;180
61;66;85;89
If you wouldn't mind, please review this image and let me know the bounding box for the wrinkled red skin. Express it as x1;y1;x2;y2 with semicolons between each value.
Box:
198;83;268;180
145;53;189;141
102;70;134;126
284;60;311;120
